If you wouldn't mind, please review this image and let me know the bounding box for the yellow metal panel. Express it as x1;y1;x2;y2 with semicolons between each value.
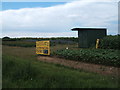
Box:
36;41;50;55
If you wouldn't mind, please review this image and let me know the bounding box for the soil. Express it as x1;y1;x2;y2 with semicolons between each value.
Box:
37;56;120;77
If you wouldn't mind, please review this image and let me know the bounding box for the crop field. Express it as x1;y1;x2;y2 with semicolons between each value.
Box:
2;36;120;88
53;49;120;67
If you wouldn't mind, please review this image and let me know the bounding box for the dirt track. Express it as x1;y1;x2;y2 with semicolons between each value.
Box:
37;56;120;76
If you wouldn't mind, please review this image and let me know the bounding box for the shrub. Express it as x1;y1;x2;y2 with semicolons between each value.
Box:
99;35;120;50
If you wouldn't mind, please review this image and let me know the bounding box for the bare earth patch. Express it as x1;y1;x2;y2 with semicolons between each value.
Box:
37;56;120;77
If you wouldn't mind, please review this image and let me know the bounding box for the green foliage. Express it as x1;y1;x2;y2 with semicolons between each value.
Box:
53;49;120;67
2;37;78;47
3;54;119;88
99;35;120;50
2;55;39;82
2;41;36;47
2;37;78;41
2;35;120;50
2;36;11;41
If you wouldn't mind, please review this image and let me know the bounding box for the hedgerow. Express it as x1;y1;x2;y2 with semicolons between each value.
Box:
99;35;120;50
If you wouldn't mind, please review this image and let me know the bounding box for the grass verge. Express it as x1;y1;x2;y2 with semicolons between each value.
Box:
2;54;119;88
2;46;120;88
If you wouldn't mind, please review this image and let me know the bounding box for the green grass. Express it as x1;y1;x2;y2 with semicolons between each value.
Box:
2;45;120;88
3;54;119;88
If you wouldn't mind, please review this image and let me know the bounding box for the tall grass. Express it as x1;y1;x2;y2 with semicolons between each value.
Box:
2;46;119;88
3;54;119;88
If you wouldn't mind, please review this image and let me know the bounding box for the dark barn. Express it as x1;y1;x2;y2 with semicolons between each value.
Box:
71;28;107;48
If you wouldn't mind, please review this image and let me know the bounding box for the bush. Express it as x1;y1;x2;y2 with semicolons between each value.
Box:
100;35;120;50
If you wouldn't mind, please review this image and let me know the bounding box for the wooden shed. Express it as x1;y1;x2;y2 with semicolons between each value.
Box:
71;28;107;48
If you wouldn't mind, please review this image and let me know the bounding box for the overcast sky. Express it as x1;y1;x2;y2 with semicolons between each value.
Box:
1;0;119;38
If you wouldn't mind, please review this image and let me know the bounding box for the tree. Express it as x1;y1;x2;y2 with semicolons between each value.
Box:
2;36;11;41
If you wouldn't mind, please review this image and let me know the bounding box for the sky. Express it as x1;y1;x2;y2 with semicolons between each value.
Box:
1;0;119;38
2;2;66;10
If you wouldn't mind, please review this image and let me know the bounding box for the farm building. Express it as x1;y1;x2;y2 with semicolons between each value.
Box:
71;28;107;48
